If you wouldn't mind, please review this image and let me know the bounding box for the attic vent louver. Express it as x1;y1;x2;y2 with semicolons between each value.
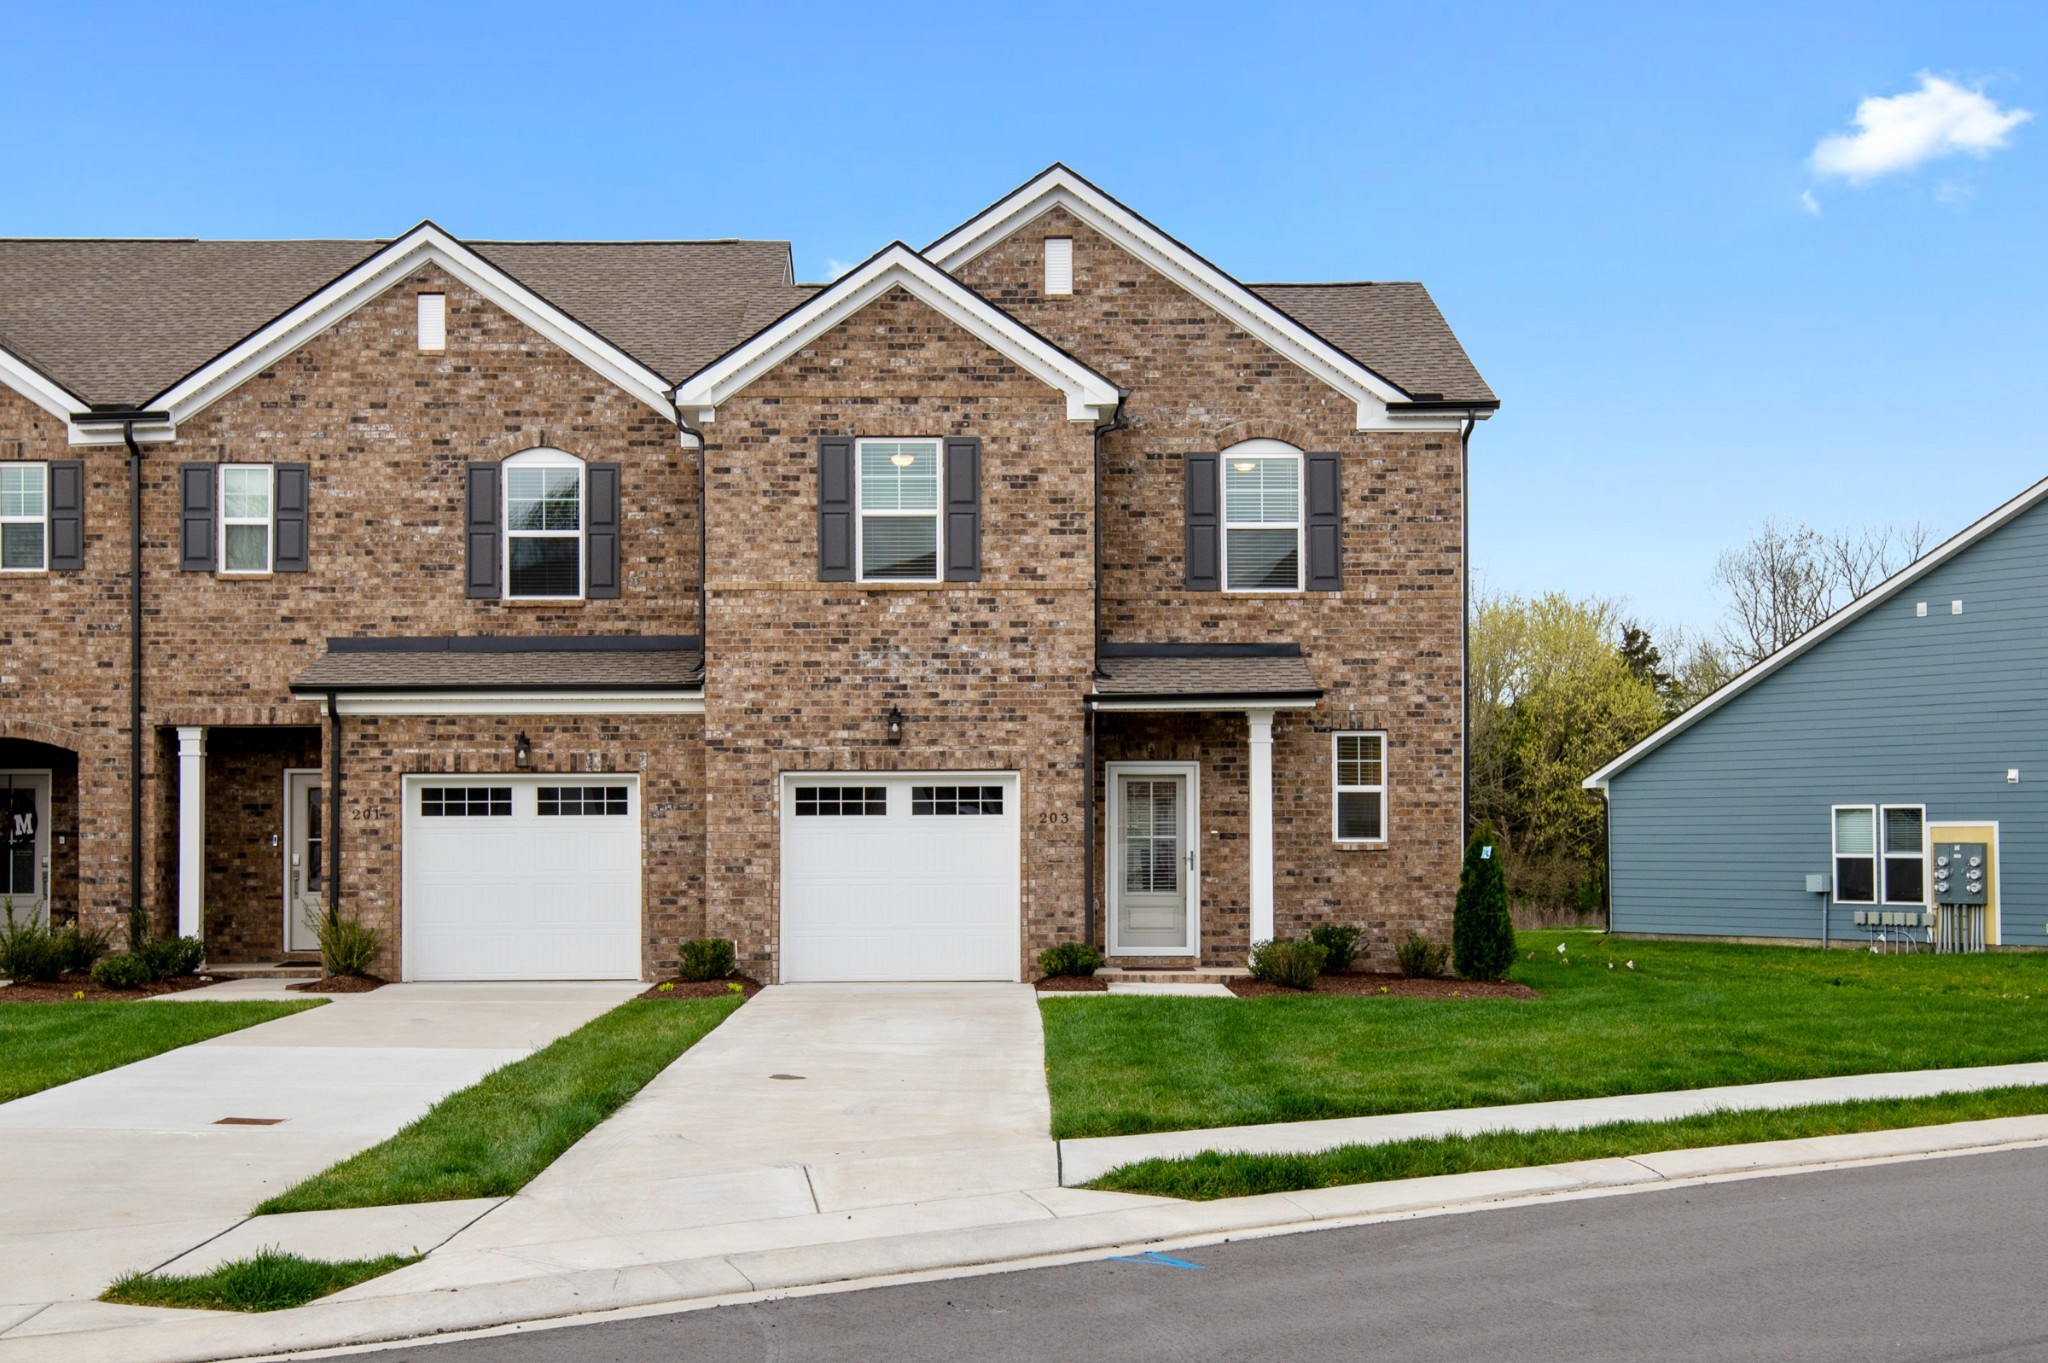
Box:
1044;238;1073;296
417;293;446;352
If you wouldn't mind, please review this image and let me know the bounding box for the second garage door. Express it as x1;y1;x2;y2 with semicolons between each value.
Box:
779;773;1020;982
403;776;643;981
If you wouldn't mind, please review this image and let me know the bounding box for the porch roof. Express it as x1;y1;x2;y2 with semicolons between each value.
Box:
1090;643;1322;708
290;636;704;693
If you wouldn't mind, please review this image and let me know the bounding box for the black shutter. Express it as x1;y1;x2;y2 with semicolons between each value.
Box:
464;462;501;598
817;436;855;582
942;436;981;582
179;463;217;572
1184;453;1220;591
46;460;84;570
273;463;310;572
585;461;621;598
1304;451;1342;591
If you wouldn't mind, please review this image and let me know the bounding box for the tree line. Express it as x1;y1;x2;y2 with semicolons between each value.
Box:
1471;516;1934;912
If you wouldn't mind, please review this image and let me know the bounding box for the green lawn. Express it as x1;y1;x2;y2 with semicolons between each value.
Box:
0;999;321;1104
103;1249;420;1312
1043;930;2048;1139
256;996;741;1214
1090;1084;2048;1199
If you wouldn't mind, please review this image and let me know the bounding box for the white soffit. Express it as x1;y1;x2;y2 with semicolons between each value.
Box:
925;166;1444;431
673;243;1121;425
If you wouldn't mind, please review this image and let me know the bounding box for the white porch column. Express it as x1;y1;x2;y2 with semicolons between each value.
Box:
1247;708;1276;944
176;726;206;940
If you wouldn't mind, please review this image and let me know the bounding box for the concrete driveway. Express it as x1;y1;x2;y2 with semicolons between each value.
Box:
0;981;637;1325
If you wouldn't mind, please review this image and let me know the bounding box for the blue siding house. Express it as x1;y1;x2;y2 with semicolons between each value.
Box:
1587;478;2048;949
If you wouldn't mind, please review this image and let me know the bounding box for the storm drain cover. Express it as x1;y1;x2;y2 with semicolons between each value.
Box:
769;1074;805;1081
215;1117;285;1126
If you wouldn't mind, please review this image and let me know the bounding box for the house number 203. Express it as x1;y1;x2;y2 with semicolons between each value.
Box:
1035;811;1072;827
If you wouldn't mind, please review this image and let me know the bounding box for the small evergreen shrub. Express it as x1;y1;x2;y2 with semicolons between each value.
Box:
1249;938;1328;991
1395;934;1450;979
0;900;65;983
1037;942;1105;978
1453;823;1516;981
316;915;382;978
138;935;207;980
676;937;737;982
91;952;153;990
1307;924;1360;974
54;924;113;974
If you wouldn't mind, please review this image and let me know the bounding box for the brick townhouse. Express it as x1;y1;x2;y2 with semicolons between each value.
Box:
0;167;1495;982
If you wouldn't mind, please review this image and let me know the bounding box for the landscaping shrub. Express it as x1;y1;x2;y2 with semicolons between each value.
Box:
0;899;66;983
54;923;113;974
90;952;154;990
1037;942;1105;978
316;915;382;978
138;935;207;980
1307;924;1360;974
1248;938;1327;991
1453;823;1516;981
676;937;737;982
1395;934;1450;979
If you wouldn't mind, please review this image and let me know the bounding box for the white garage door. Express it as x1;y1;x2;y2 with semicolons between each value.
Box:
403;777;642;981
780;774;1020;982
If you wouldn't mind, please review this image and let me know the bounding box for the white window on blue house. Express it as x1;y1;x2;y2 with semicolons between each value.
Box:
1882;805;1926;904
1832;805;1876;904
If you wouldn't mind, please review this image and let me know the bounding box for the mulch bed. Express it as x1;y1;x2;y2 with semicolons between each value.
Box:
0;972;225;1003
1035;974;1110;992
289;973;387;994
1228;972;1538;1000
637;974;765;1000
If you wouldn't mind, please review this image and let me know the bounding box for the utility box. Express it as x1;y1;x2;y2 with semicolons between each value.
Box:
1805;873;1830;894
1933;843;1988;906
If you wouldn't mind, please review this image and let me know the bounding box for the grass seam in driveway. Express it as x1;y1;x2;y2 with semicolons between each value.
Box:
0;999;323;1104
102;1248;422;1312
1088;1084;2048;1199
256;995;742;1214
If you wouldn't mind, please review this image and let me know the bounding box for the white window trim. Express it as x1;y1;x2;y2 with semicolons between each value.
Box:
218;463;274;575
501;448;586;602
1880;802;1928;906
1332;731;1389;845
1831;803;1877;905
854;437;944;585
1220;439;1304;594
0;462;48;574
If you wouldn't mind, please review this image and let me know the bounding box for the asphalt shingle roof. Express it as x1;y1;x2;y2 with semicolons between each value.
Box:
1093;650;1322;700
292;638;704;693
1250;282;1496;405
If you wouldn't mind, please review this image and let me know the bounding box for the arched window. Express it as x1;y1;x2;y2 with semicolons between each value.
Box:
1219;439;1302;592
502;448;584;599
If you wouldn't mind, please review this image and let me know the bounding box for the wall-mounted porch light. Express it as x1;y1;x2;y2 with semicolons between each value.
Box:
514;732;532;769
887;706;904;744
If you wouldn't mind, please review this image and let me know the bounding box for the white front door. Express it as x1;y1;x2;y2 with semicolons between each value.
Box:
1108;764;1198;956
779;773;1021;982
0;771;50;926
283;769;325;953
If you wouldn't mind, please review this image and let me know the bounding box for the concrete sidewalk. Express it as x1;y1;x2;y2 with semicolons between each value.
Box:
0;982;635;1332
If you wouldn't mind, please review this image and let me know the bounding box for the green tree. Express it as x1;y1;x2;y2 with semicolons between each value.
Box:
1453;822;1515;981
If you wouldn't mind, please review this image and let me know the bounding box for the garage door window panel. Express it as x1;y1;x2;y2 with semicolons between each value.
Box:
421;786;512;817
795;785;887;816
538;785;629;816
912;785;1004;815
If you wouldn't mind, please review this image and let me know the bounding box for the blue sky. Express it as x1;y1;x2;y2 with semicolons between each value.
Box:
3;1;2042;640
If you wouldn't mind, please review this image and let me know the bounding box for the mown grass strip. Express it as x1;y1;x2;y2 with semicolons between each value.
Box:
1043;930;2048;1138
0;999;321;1104
1089;1084;2048;1200
103;1248;420;1313
256;996;741;1214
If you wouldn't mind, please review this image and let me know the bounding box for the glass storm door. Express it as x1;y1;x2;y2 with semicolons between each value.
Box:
1113;772;1194;953
285;771;325;952
0;773;49;923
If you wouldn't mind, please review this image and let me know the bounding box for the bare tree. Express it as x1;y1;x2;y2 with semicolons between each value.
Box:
1714;518;1937;667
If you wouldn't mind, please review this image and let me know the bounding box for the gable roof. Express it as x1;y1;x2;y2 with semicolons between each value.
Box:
673;243;1122;424
1584;473;2048;791
0;234;807;413
924;165;1496;427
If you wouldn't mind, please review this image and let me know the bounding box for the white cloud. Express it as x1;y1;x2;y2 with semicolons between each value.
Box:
821;258;857;281
1810;73;2032;183
1800;189;1822;216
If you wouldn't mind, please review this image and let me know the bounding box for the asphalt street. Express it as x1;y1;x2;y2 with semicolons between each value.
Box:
365;1146;2048;1362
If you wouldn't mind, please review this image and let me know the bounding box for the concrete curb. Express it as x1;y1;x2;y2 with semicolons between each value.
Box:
7;1114;2048;1363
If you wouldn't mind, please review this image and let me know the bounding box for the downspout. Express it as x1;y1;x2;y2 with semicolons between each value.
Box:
673;402;709;660
326;692;342;929
1459;413;1476;842
1083;394;1130;949
124;420;145;948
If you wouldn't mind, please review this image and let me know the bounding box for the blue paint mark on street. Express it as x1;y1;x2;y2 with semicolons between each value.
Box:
1106;1251;1204;1270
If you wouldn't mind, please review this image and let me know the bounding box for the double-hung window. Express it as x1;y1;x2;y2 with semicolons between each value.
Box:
0;464;46;572
1333;732;1388;842
1881;804;1926;904
1222;442;1302;591
857;439;940;581
504;450;584;599
1832;806;1876;904
219;464;274;574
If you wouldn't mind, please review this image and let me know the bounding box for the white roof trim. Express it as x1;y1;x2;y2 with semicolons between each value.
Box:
674;243;1120;424
1088;697;1320;712
144;223;676;428
0;343;90;424
925;166;1424;431
1584;474;2048;791
317;691;704;718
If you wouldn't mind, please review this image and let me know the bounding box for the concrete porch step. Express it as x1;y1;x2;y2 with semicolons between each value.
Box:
1095;966;1251;985
202;961;323;980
